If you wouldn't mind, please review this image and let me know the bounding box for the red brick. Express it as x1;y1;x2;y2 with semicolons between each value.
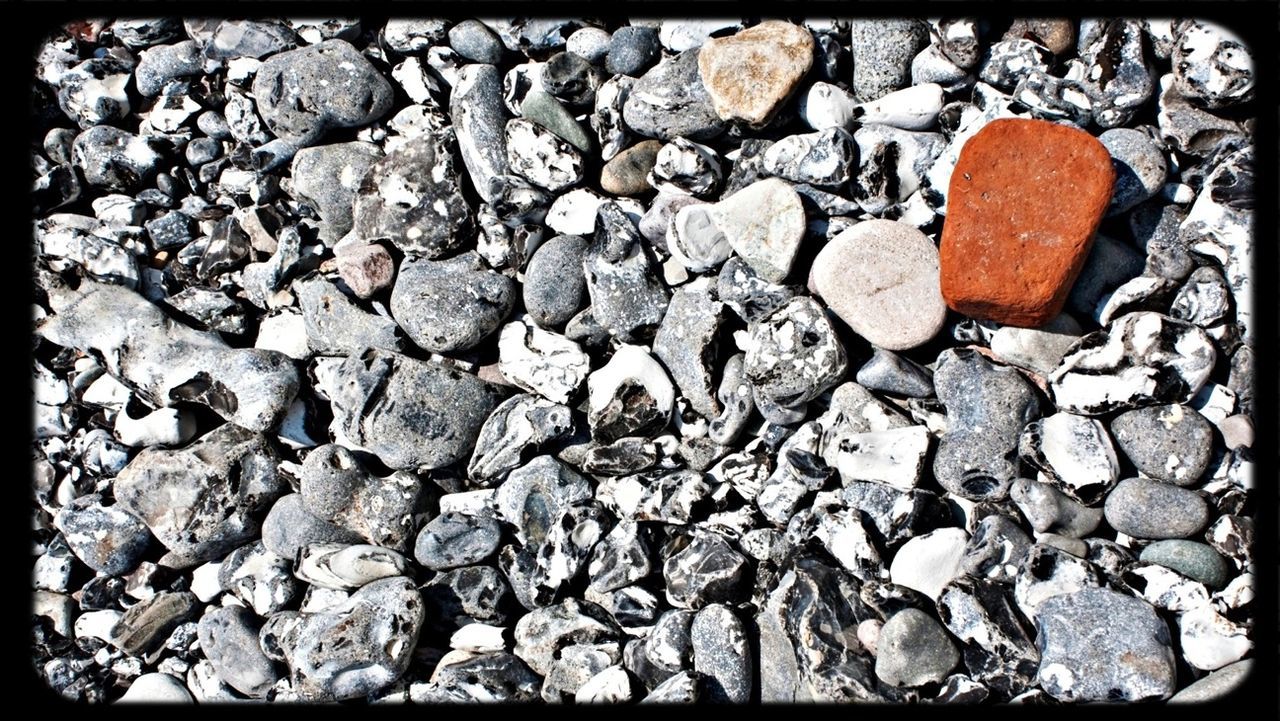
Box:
939;118;1115;327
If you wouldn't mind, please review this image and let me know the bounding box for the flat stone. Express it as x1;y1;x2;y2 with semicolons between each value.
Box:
889;527;968;601
1035;588;1176;702
521;90;593;153
697;20;814;127
711;178;806;283
812;219;946;351
690;604;752;702
939;118;1116;327
198;605;280;697
988;313;1082;376
450;64;510;204
290;141;382;241
1103;477;1210;539
1169;659;1252;703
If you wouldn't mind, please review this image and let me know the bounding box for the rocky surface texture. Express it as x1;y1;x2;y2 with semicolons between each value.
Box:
30;16;1255;706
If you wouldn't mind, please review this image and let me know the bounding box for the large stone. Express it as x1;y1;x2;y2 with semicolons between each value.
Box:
352;134;472;258
811;219;946;351
939;118;1115;327
697;21;814;127
1035;588;1177;702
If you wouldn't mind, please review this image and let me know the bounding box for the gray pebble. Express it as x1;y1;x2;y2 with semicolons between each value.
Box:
582;201;670;341
607;26;661;77
390;252;514;353
690;604;752;702
290;141;382;242
848;20;929;102
1009;478;1103;538
197;605;280;698
287;577;424;701
663;531;748;609
523;234;590;328
960;514;1032;584
71;126;161;192
295;275;404;355
414;512;503;570
261;494;363;558
933;348;1041;501
114;424;285;566
1100;128;1168;215
325;349;504;470
875;608;960;687
135;40;203;97
449;19;505;63
1110;404;1213;485
251;40;393;146
653;281;724;420
1034;588;1176;702
1103;478;1210;539
451;64;511;204
299;444;427;553
1169;659;1252;703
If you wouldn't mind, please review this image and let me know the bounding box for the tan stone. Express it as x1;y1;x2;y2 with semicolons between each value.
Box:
697;21;814;127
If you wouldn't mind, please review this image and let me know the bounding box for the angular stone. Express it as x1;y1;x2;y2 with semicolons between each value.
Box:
812;219;946;350
450;64;510;203
690;604;752;703
497;316;591;404
1048;312;1216;415
352;134;472;259
325;349;504;471
939;118;1116;327
744;296;847;409
468;393;575;485
1018;412;1120;505
698;21;814;127
711;178;806;283
289;141;382;241
114;424;285;565
653;281;724;419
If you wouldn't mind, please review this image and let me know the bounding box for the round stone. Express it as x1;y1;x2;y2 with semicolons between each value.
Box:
1103;478;1210;540
606;26;661;77
390;252;516;353
1110;404;1213;486
415;512;504;571
1099;128;1168;215
874;608;960;687
811;219;946;351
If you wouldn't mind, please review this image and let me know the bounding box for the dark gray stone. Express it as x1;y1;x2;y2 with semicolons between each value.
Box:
290;141;382;242
451;64;510;204
295;275;404;355
198;606;281;698
251;39;393;146
524;234;590;328
663;531;748;609
352;134;472;258
448;19;505;63
582;202;670;341
261;493;363;559
114;424;285;566
414;512;503;570
325;349;505;471
622;50;726;141
848;20;929;102
390;252;514;353
298;444;427;553
855;348;935;398
607;26;661;77
933;348;1041;501
690;604;752;702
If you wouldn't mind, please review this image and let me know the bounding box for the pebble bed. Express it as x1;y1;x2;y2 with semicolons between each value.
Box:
30;17;1257;704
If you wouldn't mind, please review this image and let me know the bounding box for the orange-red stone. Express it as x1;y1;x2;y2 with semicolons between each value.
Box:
939;118;1115;327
